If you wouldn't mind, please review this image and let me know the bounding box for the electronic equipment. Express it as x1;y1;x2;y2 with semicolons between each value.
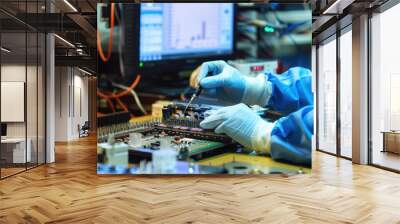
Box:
97;103;234;144
228;59;279;77
140;3;234;62
184;71;212;114
98;3;236;85
97;103;235;172
97;111;158;143
97;115;236;174
156;102;233;143
137;3;236;77
1;123;7;139
97;102;295;174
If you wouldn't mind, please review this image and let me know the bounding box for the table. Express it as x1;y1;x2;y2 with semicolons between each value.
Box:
1;138;31;164
381;131;400;154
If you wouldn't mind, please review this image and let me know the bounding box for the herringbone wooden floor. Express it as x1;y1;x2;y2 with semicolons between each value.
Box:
1;136;400;224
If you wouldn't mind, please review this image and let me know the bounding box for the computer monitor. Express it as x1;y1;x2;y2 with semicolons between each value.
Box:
139;3;235;64
1;123;7;138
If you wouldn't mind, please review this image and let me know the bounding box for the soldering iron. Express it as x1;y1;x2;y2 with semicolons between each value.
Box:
184;72;212;114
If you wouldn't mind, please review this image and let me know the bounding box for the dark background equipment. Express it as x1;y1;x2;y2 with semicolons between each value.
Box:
97;3;312;117
1;123;7;138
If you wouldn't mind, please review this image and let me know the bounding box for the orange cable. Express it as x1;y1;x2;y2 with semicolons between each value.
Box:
97;91;116;112
115;97;129;112
97;3;115;62
107;99;116;112
97;75;141;99
97;90;110;99
97;74;141;114
112;75;141;98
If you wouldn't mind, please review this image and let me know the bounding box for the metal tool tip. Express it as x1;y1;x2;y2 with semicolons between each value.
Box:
184;95;195;114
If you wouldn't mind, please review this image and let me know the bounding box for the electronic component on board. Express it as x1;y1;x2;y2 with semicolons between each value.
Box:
97;102;284;171
157;103;233;143
98;135;130;167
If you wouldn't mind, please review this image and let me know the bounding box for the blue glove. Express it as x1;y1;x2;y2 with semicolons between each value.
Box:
198;61;272;105
200;103;275;153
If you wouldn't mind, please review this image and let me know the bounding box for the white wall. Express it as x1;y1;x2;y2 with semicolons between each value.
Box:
1;65;41;138
1;65;26;138
54;67;89;141
55;67;69;141
77;72;89;139
1;63;46;164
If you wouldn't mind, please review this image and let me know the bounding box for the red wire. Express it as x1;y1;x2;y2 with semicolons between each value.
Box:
97;75;141;99
97;3;115;62
97;75;141;115
113;75;141;98
115;97;128;112
107;99;116;112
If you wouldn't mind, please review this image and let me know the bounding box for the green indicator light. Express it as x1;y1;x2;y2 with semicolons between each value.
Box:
264;26;275;33
139;62;144;68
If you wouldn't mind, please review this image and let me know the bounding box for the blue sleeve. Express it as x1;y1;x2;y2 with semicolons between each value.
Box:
270;105;313;166
266;67;313;115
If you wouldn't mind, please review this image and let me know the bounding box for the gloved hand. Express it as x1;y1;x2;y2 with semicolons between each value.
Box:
198;60;272;105
200;103;275;153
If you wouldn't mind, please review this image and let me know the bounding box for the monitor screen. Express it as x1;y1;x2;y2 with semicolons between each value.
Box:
139;3;234;62
1;123;7;137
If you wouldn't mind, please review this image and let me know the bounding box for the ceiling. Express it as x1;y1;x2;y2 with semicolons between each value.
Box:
1;0;393;70
0;0;97;70
311;0;389;42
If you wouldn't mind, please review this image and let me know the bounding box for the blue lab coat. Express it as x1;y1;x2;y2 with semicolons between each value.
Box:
265;67;313;166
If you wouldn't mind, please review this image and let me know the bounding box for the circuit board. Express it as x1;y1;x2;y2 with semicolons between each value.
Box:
138;136;225;156
97;111;233;167
156;102;233;142
97;103;234;144
98;133;232;165
96;103;291;174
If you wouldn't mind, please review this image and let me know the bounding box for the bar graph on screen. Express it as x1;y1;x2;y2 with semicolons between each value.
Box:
167;4;220;50
139;3;234;61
